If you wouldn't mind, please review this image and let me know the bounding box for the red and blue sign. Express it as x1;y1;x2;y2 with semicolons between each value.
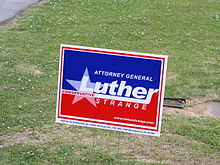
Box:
56;45;168;136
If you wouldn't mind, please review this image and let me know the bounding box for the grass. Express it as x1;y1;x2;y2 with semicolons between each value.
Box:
0;0;220;164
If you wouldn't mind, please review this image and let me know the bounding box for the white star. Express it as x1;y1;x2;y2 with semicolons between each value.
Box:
72;95;97;107
66;68;97;107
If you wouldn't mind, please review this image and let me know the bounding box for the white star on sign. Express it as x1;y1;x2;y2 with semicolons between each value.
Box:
66;68;97;107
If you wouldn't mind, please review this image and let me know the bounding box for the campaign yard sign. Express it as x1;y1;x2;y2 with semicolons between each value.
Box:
56;45;168;136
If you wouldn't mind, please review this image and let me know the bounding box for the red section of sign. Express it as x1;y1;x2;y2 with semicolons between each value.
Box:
59;92;159;129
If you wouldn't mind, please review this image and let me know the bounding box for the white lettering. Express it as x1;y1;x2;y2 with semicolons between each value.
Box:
145;89;158;104
79;75;158;104
79;76;93;92
109;81;119;95
94;70;99;75
110;100;115;105
134;103;139;109
96;98;100;104
103;99;108;104
117;102;123;107
132;87;147;99
125;102;131;107
94;82;109;94
117;81;132;97
142;104;147;110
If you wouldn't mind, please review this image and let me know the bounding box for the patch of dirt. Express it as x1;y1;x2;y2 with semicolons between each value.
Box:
80;137;94;145
86;129;220;164
166;72;178;83
15;63;43;75
1;124;219;165
0;19;17;28
0;125;74;148
164;98;220;118
0;63;4;68
39;0;50;4
118;133;220;165
0;130;43;148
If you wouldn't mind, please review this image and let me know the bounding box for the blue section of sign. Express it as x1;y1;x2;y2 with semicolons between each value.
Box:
62;49;162;99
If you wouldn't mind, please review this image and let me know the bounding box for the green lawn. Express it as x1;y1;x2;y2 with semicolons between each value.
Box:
0;0;220;164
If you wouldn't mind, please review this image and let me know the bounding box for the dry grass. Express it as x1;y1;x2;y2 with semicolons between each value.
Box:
1;124;219;164
15;64;43;75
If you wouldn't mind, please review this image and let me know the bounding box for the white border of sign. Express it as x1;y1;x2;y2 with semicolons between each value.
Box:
56;44;168;137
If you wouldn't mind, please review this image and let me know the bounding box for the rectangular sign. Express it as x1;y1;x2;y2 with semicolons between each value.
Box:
56;44;168;136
